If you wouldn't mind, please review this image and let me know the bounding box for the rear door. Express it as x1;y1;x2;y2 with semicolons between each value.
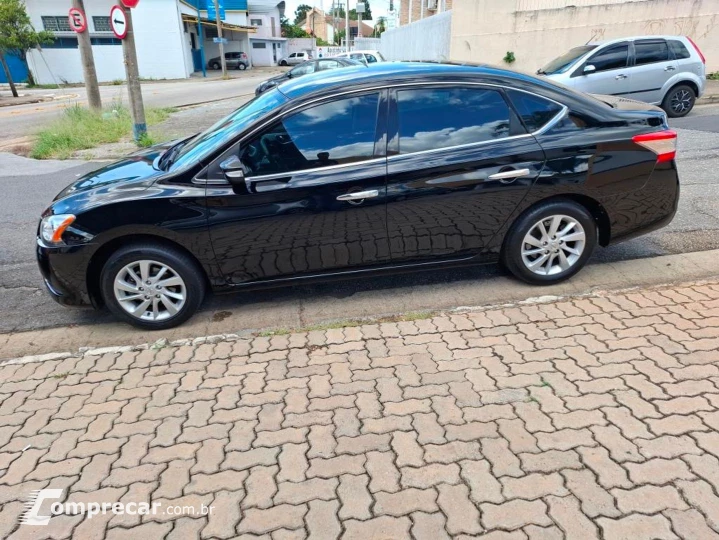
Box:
629;39;673;103
572;42;631;96
385;85;546;263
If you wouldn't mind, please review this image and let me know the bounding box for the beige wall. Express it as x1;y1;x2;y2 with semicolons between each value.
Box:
449;0;719;73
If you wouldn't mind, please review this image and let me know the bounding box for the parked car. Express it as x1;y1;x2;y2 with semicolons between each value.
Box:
255;57;365;95
37;62;679;329
208;52;249;70
333;50;385;65
278;51;312;66
537;35;706;117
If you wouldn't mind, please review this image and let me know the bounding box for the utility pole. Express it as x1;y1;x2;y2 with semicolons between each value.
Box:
72;0;101;111
119;3;146;140
214;0;228;78
345;1;350;52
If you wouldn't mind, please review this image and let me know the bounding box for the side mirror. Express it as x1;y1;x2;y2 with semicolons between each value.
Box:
220;155;245;184
583;64;596;74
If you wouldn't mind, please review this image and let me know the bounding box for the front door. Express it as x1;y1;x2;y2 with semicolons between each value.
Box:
385;86;546;263
572;42;631;96
206;91;390;284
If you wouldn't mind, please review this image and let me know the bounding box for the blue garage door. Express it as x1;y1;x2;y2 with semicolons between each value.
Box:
0;53;29;83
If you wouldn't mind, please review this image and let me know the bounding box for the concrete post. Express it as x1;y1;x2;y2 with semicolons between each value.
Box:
119;3;147;140
214;0;228;78
72;0;102;111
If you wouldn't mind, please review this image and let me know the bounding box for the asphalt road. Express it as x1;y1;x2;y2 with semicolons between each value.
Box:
1;103;718;334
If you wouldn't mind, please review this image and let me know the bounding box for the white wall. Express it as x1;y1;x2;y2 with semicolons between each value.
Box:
287;38;315;55
27;45;125;85
380;10;451;61
25;0;192;83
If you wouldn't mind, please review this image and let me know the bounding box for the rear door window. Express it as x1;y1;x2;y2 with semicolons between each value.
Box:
506;90;563;133
317;60;340;71
635;40;670;65
668;40;691;60
586;44;629;72
396;87;514;154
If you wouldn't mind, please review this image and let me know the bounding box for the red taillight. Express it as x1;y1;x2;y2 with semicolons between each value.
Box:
686;36;706;65
633;130;677;163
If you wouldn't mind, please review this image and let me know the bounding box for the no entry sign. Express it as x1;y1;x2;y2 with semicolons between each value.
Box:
68;8;87;33
110;5;128;39
121;0;140;8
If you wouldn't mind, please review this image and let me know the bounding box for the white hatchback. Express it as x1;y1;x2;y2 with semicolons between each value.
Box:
333;50;385;65
279;51;313;66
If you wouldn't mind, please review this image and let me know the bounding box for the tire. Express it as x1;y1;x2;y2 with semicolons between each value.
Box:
280;60;288;66
238;63;247;70
501;199;597;285
100;243;206;330
662;84;696;118
210;62;220;70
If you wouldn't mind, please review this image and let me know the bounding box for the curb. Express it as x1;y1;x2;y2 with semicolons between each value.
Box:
2;276;717;366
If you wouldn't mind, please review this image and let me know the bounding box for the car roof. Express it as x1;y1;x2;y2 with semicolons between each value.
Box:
588;35;689;47
276;61;555;101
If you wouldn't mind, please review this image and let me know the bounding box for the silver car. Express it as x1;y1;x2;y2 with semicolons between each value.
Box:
538;35;706;117
278;51;313;66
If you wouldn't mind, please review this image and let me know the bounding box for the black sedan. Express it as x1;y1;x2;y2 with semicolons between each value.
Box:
255;57;363;95
37;62;679;329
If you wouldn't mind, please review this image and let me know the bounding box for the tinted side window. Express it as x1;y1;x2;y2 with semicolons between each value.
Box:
587;44;628;72
365;54;377;63
507;90;563;133
291;63;315;76
668;40;690;60
240;93;380;176
635;41;669;65
397;88;512;154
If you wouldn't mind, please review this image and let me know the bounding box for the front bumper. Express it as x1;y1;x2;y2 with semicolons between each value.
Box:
36;240;95;308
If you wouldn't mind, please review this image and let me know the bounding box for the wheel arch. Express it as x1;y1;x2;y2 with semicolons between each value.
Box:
86;234;211;308
663;79;699;102
504;194;611;251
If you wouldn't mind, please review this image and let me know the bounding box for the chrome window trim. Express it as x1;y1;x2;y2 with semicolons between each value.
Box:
204;81;568;183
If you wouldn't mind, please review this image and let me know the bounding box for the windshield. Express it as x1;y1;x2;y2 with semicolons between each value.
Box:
170;88;288;171
539;45;596;75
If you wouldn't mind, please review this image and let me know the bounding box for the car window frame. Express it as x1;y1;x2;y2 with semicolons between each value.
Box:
386;83;561;158
571;41;630;77
633;39;671;66
207;88;389;183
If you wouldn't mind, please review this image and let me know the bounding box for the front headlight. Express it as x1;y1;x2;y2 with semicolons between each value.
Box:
40;214;76;245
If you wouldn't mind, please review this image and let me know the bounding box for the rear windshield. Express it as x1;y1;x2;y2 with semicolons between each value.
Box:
539;45;596;75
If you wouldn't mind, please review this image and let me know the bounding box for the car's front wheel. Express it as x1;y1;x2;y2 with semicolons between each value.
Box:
210;62;220;70
662;84;696;118
100;244;205;329
502;200;597;285
280;60;288;66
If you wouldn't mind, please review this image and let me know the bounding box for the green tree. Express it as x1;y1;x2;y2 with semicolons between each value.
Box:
294;3;312;25
373;16;387;36
280;16;310;38
333;28;346;46
0;0;53;96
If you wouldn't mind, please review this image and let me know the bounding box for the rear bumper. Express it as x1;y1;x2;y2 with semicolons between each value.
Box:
606;162;680;245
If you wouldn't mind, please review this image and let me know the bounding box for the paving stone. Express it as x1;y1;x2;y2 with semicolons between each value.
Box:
597;514;678;540
342;516;411;540
438;483;482;535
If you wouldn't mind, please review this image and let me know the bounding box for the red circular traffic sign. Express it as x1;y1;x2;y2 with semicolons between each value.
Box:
68;8;87;33
110;5;128;39
121;0;140;8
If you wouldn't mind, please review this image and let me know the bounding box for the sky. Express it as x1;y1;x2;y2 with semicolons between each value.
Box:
283;0;393;23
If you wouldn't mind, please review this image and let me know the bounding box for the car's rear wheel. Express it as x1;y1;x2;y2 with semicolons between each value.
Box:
238;63;247;70
100;244;205;330
662;84;695;118
502;200;597;285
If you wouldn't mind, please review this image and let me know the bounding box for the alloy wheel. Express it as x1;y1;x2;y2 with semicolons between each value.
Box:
521;215;586;276
113;260;187;321
671;89;692;114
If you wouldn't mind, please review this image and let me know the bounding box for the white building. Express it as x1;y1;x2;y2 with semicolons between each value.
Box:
24;0;287;85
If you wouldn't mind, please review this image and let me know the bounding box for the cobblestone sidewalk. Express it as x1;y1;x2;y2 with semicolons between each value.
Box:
1;280;719;539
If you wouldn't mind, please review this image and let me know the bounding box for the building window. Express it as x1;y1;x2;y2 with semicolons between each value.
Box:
250;18;262;26
93;16;112;32
43;37;79;49
42;16;72;32
252;42;267;49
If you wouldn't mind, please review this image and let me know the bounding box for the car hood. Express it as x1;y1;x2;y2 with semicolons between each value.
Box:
54;142;174;201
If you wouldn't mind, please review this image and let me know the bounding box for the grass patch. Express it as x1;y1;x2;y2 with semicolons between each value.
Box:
31;103;175;159
708;72;719;81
